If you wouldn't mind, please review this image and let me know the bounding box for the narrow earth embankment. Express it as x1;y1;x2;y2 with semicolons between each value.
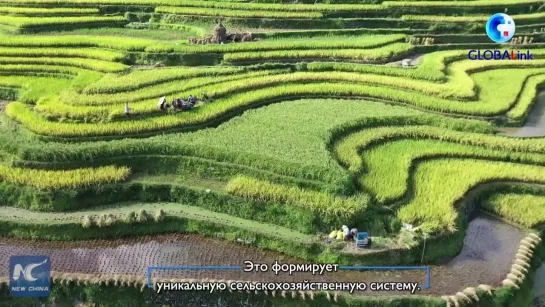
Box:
0;215;524;296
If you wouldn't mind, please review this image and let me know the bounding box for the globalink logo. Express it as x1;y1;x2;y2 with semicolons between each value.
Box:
468;50;533;61
468;13;533;61
486;13;515;43
9;255;51;297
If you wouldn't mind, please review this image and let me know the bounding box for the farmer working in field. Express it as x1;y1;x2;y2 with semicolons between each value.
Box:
177;98;186;109
188;95;197;105
350;228;358;241
158;96;167;111
181;99;193;111
124;103;131;118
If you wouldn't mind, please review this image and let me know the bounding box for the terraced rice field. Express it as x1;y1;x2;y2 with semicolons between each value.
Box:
0;0;544;305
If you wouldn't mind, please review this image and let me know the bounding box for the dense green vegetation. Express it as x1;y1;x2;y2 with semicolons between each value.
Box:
483;193;545;228
0;165;130;189
0;0;545;306
399;159;545;232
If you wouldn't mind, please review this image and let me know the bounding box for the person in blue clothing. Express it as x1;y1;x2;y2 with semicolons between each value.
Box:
181;99;193;111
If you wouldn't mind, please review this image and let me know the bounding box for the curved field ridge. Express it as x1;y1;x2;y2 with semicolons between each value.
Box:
0;1;545;306
400;158;545;232
226;175;370;218
333;125;545;202
483;193;545;228
4;49;545;137
0;202;312;241
0;15;126;30
364;138;545;203
0;165;130;189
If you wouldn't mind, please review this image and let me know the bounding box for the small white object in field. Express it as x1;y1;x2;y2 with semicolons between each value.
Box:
158;96;166;107
206;189;211;193
402;59;412;67
402;223;413;230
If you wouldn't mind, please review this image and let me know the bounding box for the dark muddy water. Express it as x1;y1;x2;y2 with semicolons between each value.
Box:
499;91;545;137
534;263;545;307
0;215;524;297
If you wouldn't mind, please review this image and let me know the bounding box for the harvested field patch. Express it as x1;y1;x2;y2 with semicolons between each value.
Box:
0;1;544;305
0;215;522;296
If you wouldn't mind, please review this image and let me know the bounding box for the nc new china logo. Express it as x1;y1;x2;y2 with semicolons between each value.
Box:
486;13;515;43
9;255;51;297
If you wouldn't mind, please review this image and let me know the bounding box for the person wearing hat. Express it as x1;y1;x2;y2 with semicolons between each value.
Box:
350;228;358;241
158;96;167;111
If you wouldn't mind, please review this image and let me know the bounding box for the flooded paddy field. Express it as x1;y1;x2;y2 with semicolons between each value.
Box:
499;91;545;137
534;263;545;307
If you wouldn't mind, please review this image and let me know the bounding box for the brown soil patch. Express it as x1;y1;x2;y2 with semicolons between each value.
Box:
0;234;424;296
435;215;525;291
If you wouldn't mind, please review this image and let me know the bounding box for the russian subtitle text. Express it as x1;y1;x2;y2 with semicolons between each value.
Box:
243;260;339;275
155;281;421;294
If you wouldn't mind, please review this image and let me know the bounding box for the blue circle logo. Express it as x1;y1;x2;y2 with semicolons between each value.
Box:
486;13;515;43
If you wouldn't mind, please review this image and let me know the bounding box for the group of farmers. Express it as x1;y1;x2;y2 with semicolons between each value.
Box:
328;225;358;242
158;93;213;111
124;93;212;117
